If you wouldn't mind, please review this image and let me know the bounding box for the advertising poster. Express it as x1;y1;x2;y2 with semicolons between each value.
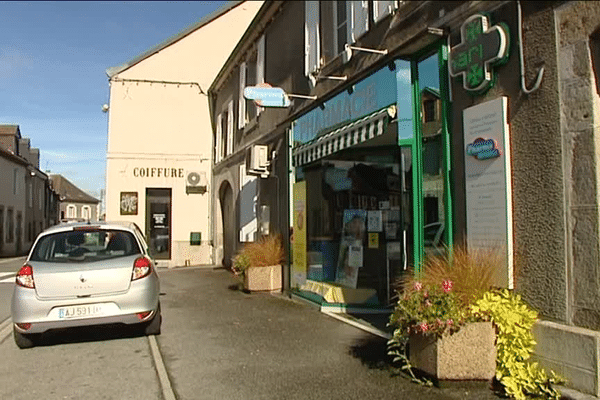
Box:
336;210;366;288
368;233;379;249
367;210;383;232
292;182;307;287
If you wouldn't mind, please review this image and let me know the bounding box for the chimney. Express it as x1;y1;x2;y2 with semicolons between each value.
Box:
30;148;40;168
18;138;30;159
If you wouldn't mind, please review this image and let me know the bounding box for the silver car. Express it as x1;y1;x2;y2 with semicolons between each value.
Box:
11;221;161;348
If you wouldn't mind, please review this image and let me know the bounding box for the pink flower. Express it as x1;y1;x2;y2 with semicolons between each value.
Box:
446;319;454;326
423;291;429;298
435;318;442;326
419;322;429;332
425;300;432;307
442;280;453;293
413;281;423;291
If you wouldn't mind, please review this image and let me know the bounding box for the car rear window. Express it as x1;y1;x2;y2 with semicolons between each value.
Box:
30;229;141;263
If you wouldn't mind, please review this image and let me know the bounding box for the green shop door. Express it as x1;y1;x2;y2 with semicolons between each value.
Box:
399;45;453;274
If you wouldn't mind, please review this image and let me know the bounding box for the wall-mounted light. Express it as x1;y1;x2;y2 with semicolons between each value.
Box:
343;44;388;64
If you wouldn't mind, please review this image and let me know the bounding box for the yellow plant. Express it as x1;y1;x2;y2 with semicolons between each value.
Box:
242;234;285;268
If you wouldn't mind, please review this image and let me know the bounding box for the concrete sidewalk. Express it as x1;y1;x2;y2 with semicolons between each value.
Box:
154;267;502;400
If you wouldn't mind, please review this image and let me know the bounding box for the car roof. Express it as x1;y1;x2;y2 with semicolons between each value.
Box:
41;221;139;235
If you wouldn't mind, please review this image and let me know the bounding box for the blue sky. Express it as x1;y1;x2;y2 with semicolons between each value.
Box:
0;1;227;202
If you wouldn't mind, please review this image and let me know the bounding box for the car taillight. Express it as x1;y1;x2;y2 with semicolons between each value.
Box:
132;257;152;281
16;265;35;288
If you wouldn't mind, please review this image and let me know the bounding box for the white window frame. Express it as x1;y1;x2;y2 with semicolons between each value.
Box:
82;206;91;220
373;0;397;23
215;113;223;163
305;0;321;77
350;1;369;43
226;100;234;156
256;35;265;116
67;204;76;219
238;61;247;129
333;1;350;57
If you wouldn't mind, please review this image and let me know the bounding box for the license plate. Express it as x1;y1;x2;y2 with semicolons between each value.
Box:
57;304;104;319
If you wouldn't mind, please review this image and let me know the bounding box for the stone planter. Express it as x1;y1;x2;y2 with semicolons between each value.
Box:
409;321;496;380
244;264;282;292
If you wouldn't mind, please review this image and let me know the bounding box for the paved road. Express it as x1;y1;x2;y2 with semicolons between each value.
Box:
0;264;505;399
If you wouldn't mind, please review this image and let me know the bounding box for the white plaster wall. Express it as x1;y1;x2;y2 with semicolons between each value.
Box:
0;157;27;256
105;1;263;267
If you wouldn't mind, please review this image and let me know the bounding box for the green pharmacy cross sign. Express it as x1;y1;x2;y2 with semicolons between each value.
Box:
449;13;510;95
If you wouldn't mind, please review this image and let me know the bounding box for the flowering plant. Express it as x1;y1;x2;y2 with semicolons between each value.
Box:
389;279;471;339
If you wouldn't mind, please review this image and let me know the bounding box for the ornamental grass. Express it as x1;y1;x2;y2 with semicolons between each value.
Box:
402;245;498;308
241;234;285;268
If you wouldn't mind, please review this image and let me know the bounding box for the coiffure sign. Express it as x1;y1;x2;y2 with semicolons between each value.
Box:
133;167;184;178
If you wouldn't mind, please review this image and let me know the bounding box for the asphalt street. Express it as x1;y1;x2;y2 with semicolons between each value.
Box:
153;266;501;400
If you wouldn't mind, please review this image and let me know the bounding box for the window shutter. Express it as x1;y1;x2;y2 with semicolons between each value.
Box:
238;62;246;129
256;35;265;115
215;113;222;163
374;1;396;23
227;101;234;156
305;1;320;77
350;1;369;43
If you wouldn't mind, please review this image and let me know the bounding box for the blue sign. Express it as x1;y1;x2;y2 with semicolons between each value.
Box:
466;138;501;160
293;64;397;144
244;86;290;108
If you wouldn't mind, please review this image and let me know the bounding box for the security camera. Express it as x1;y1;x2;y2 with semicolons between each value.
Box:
101;104;109;113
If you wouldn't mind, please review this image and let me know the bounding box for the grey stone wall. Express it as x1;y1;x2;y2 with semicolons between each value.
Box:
556;1;600;330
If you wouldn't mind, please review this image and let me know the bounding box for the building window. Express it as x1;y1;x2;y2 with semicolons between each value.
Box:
334;1;349;56
13;169;17;195
7;208;13;243
373;1;397;23
0;206;4;249
28;182;33;208
424;99;437;123
82;206;91;220
238;35;265;129
215;113;223;163
67;204;76;219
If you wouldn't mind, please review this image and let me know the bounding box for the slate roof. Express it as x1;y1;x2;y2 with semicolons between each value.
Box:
105;0;244;78
49;174;99;204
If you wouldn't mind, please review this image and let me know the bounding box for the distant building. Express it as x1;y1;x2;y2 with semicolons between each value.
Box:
49;174;100;222
0;125;59;256
104;0;263;268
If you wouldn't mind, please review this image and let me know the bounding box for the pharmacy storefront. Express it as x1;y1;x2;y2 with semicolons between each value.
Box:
289;47;454;310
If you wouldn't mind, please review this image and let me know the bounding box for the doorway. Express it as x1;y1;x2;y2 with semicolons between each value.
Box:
145;188;172;260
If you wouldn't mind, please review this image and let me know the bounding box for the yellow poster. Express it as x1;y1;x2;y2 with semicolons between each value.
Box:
292;181;307;287
368;233;379;249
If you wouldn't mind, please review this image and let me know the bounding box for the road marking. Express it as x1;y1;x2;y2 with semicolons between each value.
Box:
0;317;12;343
148;335;176;400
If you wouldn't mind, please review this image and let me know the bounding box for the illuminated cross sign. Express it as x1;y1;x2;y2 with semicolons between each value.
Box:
449;13;510;95
243;85;291;108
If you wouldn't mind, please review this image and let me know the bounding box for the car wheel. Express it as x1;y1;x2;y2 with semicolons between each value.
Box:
13;327;36;349
144;304;161;336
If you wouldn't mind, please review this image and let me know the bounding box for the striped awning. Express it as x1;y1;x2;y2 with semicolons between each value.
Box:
292;107;390;167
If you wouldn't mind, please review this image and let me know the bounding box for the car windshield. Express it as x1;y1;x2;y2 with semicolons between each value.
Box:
30;229;141;263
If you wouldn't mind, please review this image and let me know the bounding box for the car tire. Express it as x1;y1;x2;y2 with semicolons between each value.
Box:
13;327;36;349
144;304;161;336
